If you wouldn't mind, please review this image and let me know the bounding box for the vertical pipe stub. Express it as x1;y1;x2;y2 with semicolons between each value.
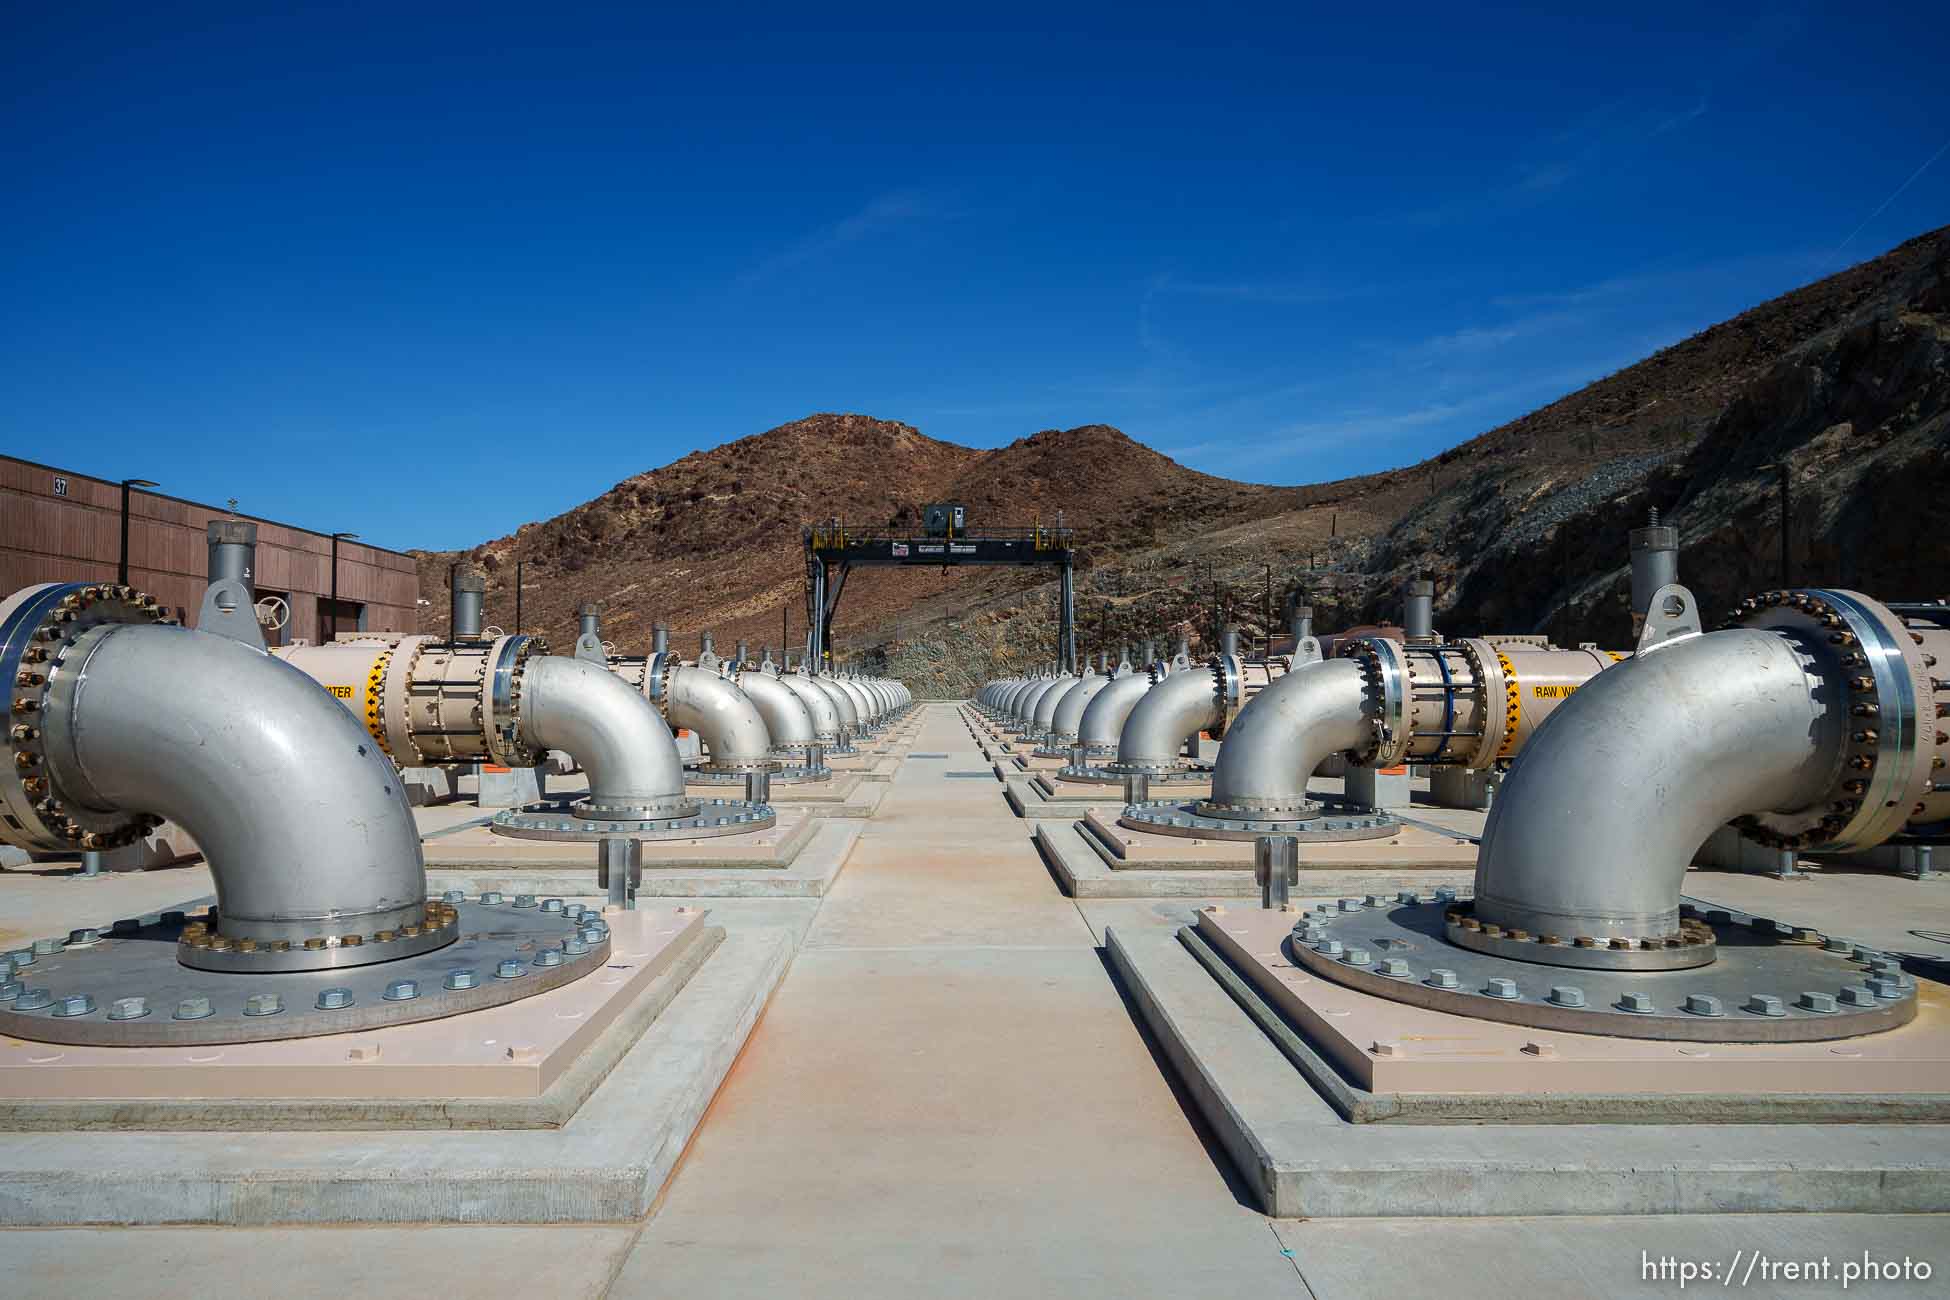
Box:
652;624;670;655
1220;625;1240;659
1290;603;1314;643
1404;580;1435;643
205;521;257;594
1629;508;1680;633
1256;835;1298;910
577;604;601;638
451;571;486;640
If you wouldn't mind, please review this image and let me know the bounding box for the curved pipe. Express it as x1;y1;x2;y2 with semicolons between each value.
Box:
1115;665;1220;773
1049;672;1113;742
1032;675;1084;736
836;678;876;728
852;678;887;720
45;623;426;943
1206;659;1371;811
777;672;844;741
1012;679;1061;728
665;665;776;770
520;655;690;816
737;671;818;751
1474;628;1840;944
1077;672;1156;750
809;675;860;733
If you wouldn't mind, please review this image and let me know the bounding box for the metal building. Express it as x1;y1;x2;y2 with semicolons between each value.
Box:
0;454;417;643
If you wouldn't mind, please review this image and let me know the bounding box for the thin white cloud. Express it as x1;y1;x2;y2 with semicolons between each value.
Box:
735;189;952;289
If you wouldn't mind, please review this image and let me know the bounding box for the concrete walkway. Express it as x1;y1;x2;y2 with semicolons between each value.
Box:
609;704;1305;1297
4;704;1946;1297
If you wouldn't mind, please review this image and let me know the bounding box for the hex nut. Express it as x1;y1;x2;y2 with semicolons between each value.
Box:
174;996;214;1020
1616;991;1656;1014
541;898;565;913
1744;994;1787;1017
1797;991;1839;1013
1377;958;1412;978
1337;898;1361;912
1547;986;1586;1008
383;980;420;1001
243;993;284;1017
1682;994;1724;1016
534;949;565;968
1483;978;1519;1000
495;958;528;980
30;937;62;956
480;892;505;905
561;937;589;956
1838;985;1880;1008
316;987;354;1010
1425;968;1459;989
444;968;478;990
51;993;96;1017
441;889;466;904
13;988;53;1011
107;996;149;1020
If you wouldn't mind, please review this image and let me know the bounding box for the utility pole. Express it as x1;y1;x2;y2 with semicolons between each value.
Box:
118;477;159;584
329;532;359;641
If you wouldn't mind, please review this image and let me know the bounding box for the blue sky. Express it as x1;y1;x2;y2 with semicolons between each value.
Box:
4;2;1946;551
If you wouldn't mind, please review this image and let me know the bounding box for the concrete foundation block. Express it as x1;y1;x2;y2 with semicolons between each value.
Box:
1427;767;1493;811
476;765;546;808
1345;764;1410;812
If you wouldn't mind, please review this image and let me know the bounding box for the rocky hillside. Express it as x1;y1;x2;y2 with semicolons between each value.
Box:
416;225;1948;697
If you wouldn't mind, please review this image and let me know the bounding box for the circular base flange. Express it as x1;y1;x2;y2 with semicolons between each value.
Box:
491;798;775;841
179;904;460;974
1119;799;1399;842
0;900;609;1046
1288;897;1917;1042
1054;759;1209;785
573;794;702;821
687;764;832;785
1443;899;1715;972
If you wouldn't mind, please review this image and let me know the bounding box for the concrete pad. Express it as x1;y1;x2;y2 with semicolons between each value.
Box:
0;1225;637;1300
422;808;819;870
684;770;886;818
1083;809;1479;871
0;926;793;1224
1272;1214;1950;1299
1035;820;1476;900
428;821;866;899
1683;866;1950;967
1002;775;1121;819
0;911;717;1129
1106;925;1950;1218
1198;908;1950;1119
802;825;1094;950
613;945;1305;1299
0;862;216;952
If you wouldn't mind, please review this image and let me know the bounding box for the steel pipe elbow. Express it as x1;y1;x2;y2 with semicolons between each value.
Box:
736;670;818;751
777;672;844;741
1473;627;1843;945
520;655;691;817
43;623;428;945
1113;664;1222;773
663;664;778;771
1206;658;1373;812
1077;672;1156;750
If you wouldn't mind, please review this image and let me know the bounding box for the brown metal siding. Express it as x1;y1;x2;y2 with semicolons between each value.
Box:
0;455;419;640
